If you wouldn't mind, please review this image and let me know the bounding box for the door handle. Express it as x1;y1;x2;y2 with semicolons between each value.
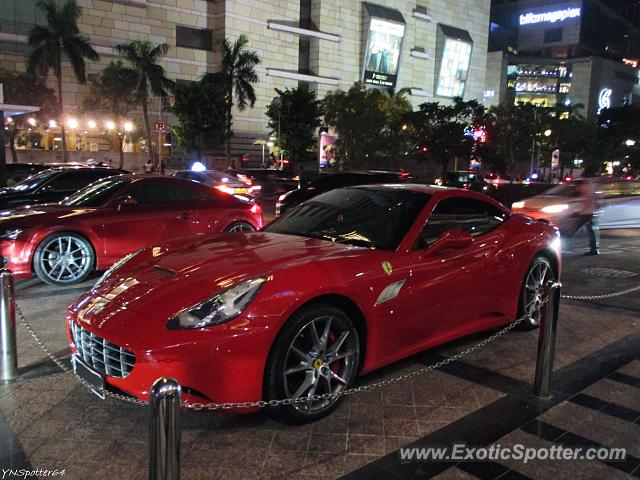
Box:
178;212;190;220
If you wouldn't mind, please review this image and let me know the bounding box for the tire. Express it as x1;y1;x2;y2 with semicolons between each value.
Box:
33;232;95;286
264;303;360;423
516;255;555;330
224;221;255;233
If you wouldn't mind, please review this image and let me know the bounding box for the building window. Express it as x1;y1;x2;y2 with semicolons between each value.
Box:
435;25;473;98
543;28;563;43
176;26;212;51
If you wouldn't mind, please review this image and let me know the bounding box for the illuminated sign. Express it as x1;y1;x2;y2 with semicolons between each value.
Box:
362;18;405;88
519;7;581;26
598;88;612;114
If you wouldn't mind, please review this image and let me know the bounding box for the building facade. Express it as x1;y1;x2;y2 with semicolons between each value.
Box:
0;0;490;166
486;0;640;118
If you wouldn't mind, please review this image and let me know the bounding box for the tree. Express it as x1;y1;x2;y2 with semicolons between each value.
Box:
380;91;413;169
115;40;174;165
172;74;227;160
219;35;260;166
266;87;322;167
323;83;388;169
589;105;640;174
81;61;139;169
0;68;56;163
27;0;99;162
408;97;485;177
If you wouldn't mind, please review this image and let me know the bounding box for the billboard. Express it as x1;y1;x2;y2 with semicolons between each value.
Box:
362;18;405;88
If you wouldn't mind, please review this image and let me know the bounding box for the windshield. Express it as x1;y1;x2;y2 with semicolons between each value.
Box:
9;169;59;192
265;187;430;250
61;178;127;207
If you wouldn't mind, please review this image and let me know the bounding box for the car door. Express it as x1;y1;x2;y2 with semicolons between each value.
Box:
99;179;201;261
403;197;509;345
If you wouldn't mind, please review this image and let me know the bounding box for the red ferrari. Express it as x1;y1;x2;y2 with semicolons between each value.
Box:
0;175;263;285
67;185;560;421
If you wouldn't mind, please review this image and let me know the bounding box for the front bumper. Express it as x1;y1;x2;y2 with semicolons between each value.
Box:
65;305;275;410
1;239;34;278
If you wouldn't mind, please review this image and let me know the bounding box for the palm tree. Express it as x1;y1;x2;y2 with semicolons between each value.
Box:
220;35;260;166
115;40;173;165
27;0;99;162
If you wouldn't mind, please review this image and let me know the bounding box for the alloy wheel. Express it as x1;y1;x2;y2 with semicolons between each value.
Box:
282;316;359;414
523;258;553;325
38;236;92;284
226;222;255;233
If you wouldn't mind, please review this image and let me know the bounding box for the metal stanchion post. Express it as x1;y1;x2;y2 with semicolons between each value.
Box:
0;269;18;382
149;377;182;480
534;281;562;398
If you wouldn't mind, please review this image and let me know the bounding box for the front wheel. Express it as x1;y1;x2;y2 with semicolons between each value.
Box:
33;232;95;286
264;304;360;423
224;221;255;232
517;255;555;330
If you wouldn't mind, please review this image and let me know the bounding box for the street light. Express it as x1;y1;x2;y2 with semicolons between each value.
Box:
123;121;133;133
67;118;78;129
544;129;552;137
625;139;636;146
105;120;115;130
27;118;37;127
87;120;96;129
48;119;57;128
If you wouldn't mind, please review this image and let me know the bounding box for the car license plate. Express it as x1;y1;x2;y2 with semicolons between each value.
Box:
72;355;106;399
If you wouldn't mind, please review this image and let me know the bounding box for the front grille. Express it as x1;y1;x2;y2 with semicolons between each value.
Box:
70;321;136;378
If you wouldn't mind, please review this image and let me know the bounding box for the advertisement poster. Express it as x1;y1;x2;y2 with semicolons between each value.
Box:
319;133;336;169
363;18;405;88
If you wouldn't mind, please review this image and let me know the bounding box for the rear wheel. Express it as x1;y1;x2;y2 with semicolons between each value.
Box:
33;232;94;286
224;221;255;232
517;255;555;330
265;304;360;423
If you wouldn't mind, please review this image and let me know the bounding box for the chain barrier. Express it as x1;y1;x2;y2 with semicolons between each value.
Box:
15;300;538;410
15;305;148;407
561;284;640;301
14;281;640;411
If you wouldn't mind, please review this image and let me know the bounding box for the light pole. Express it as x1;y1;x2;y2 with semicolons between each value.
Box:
271;97;282;166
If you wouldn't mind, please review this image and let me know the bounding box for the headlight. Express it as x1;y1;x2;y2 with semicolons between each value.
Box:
0;228;23;240
511;201;525;209
541;204;569;214
93;248;144;290
167;277;266;330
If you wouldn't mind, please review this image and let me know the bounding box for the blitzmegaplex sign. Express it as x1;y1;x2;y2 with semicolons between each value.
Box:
519;7;581;26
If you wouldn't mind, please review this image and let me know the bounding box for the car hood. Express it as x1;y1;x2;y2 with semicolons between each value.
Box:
0;204;93;228
72;232;371;331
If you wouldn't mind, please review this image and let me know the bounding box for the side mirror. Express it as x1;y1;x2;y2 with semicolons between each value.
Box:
425;230;473;256
116;195;137;210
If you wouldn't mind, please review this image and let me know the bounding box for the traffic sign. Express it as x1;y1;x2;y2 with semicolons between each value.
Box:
155;121;166;132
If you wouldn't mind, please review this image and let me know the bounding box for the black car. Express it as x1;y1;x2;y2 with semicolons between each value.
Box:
0;166;129;210
230;168;298;201
275;170;413;216
2;163;49;186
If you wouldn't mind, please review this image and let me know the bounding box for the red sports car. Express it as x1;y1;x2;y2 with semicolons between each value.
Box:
1;175;263;285
66;185;560;421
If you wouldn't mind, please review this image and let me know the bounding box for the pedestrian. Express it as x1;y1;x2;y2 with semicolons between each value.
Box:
575;178;600;256
144;159;153;174
160;157;167;175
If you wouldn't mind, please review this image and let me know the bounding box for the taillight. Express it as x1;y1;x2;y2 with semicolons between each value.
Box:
250;203;262;215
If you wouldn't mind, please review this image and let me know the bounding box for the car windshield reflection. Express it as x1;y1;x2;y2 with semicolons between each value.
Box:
265;187;430;250
61;178;127;207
